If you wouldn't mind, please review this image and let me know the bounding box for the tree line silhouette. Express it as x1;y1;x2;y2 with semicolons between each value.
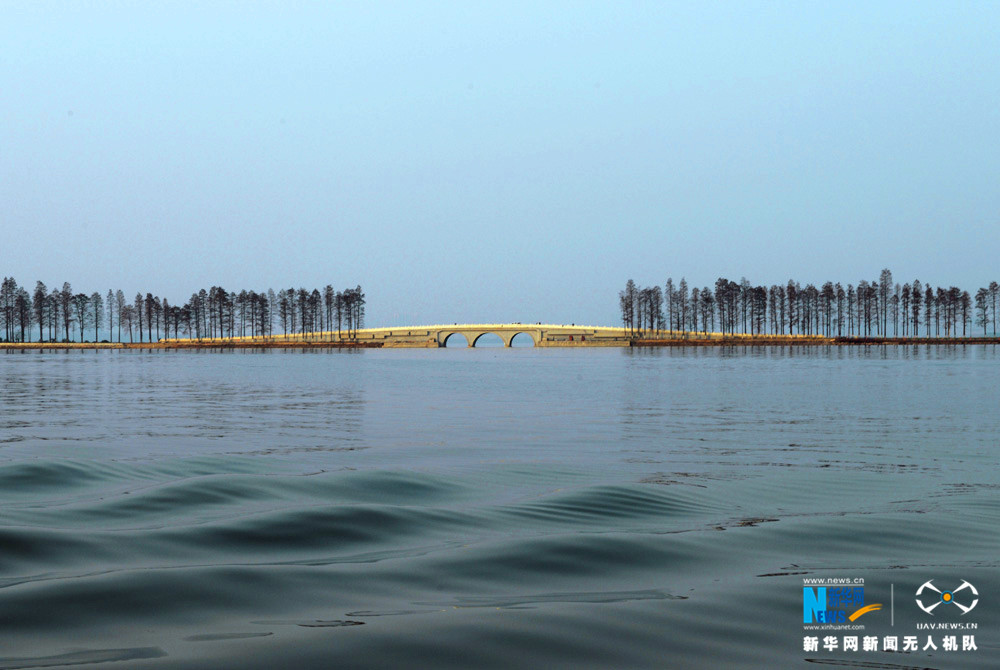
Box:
0;277;365;343
620;270;1000;338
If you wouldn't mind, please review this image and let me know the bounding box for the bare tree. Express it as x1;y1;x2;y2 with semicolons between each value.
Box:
878;268;893;335
821;282;835;336
960;290;971;336
33;281;48;342
976;287;989;335
115;290;126;343
267;289;276;339
925;285;934;336
990;281;999;335
107;289;115;341
134;293;144;343
664;279;675;335
0;277;15;341
60;283;74;342
619;283;633;334
891;283;900;336
835;283;845;336
73;293;90;342
48;287;60;341
278;289;289;335
901;283;911;337
678;279;688;337
121;304;135;343
91;291;103;341
15;288;30;342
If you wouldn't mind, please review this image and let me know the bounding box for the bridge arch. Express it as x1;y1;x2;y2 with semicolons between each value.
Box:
470;332;505;348
442;332;471;348
471;331;538;347
509;332;537;347
438;329;539;348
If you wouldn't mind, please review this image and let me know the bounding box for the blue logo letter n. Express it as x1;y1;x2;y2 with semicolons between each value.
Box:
803;587;826;623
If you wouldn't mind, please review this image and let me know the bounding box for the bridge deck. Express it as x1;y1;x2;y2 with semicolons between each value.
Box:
158;325;816;348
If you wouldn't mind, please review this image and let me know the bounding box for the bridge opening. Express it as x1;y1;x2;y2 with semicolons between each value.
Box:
472;333;504;348
442;333;470;348
510;332;535;347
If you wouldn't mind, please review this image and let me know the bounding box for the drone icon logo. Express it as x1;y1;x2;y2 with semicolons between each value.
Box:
915;580;979;615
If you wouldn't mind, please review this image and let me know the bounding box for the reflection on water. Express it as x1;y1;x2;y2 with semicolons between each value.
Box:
0;347;997;669
0;349;367;459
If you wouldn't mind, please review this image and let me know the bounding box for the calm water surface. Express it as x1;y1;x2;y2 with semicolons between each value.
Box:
1;346;997;668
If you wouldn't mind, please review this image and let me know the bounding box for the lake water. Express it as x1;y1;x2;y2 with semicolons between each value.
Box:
1;346;997;668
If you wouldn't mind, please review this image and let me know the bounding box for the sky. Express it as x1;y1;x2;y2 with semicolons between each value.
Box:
2;1;998;327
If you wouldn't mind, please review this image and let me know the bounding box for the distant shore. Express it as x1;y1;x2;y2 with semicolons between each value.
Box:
631;336;1000;347
0;341;380;350
1;336;998;350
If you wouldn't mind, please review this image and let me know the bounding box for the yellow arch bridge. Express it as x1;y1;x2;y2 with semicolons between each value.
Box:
162;324;684;348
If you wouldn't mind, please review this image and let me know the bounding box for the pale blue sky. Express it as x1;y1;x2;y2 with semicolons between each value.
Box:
2;2;998;326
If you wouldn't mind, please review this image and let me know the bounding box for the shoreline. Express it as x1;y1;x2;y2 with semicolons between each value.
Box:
0;341;381;350
1;336;998;350
631;336;1000;347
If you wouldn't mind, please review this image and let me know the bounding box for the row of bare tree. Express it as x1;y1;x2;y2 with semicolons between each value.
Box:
0;277;365;343
620;270;1000;338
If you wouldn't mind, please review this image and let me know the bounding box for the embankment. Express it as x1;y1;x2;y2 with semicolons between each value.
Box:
0;341;381;350
632;336;1000;346
2;336;998;350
